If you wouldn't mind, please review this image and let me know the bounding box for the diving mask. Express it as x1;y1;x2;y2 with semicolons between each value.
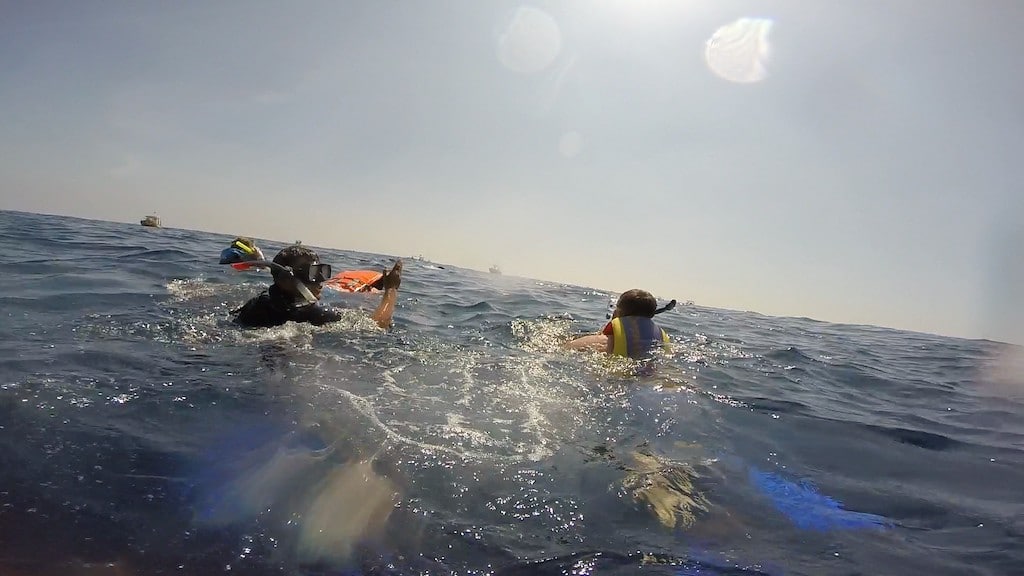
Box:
221;259;330;304
295;262;332;285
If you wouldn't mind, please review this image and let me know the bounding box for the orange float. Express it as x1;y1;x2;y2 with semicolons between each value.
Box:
323;269;384;293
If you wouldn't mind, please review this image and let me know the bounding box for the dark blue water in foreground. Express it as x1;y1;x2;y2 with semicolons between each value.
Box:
1;210;1022;576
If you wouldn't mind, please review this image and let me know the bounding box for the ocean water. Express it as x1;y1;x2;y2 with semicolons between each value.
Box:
1;209;1022;576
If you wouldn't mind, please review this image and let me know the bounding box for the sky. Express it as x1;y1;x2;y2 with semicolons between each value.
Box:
1;0;1022;344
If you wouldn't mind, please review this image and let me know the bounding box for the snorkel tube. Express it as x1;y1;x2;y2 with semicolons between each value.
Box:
654;299;677;315
223;259;319;304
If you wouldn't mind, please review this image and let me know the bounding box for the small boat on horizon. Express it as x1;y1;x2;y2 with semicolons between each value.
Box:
489;265;501;275
140;215;161;227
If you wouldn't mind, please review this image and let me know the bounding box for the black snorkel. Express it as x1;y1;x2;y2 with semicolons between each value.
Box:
223;259;319;304
654;299;677;315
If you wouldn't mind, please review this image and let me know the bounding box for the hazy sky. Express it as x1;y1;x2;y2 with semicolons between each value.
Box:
2;1;1022;343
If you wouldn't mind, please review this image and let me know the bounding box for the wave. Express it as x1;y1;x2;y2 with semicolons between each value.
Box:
862;423;962;451
762;346;817;364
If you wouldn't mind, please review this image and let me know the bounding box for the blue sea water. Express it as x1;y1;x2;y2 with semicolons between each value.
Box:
1;209;1022;576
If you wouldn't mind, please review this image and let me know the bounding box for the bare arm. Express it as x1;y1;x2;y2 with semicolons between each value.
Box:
564;333;608;352
371;287;399;328
370;260;402;329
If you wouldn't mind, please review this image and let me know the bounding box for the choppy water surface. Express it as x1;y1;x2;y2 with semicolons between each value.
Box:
1;210;1022;575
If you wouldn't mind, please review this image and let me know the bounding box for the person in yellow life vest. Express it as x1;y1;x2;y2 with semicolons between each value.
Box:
565;289;674;361
220;237;266;265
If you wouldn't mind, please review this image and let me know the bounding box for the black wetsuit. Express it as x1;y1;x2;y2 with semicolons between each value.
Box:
234;285;343;328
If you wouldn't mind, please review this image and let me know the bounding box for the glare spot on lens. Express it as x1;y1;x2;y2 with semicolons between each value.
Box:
559;131;583;158
497;5;562;74
705;17;774;84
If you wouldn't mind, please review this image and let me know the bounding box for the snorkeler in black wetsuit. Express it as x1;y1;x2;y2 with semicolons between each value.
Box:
233;244;402;329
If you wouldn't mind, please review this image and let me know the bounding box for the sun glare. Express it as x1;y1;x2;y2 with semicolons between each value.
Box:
705;17;774;84
497;5;562;74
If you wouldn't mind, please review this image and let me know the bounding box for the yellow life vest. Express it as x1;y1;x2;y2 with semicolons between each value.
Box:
610;316;669;359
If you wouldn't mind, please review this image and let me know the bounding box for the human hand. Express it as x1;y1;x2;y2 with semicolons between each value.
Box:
382;259;403;290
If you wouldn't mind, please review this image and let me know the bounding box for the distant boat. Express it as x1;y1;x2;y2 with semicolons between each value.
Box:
140;215;161;227
489;265;501;275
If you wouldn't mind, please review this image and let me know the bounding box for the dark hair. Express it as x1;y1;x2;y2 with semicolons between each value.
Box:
616;289;657;318
271;245;319;282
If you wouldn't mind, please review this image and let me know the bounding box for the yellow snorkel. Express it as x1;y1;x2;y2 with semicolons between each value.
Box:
232;240;256;256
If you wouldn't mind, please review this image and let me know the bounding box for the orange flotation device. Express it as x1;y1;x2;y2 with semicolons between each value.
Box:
323;269;384;293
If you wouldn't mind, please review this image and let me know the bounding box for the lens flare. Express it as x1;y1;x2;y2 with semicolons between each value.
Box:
559;131;583;158
705;17;773;84
497;5;562;74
